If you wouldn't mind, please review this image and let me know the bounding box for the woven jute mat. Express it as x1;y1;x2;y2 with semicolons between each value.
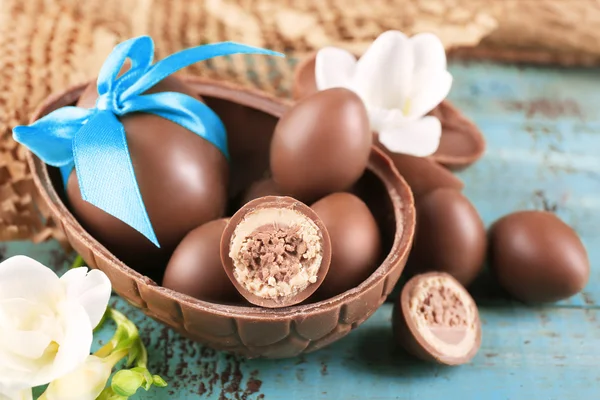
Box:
1;0;598;244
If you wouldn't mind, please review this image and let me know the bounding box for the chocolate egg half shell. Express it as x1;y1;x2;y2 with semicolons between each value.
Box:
270;88;372;203
220;196;332;308
68;76;228;279
311;192;382;299
393;272;481;365
407;188;486;287
164;218;239;303
489;210;590;303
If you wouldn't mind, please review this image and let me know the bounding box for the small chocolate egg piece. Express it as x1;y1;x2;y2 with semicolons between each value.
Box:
392;272;481;366
241;178;284;205
489;211;590;303
68;76;228;279
220;196;332;308
311;192;381;298
270;88;371;203
407;188;486;287
164;219;239;303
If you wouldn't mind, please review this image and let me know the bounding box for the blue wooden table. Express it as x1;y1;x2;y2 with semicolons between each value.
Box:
14;61;600;399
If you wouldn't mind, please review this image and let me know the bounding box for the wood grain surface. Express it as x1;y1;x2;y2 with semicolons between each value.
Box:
13;59;600;399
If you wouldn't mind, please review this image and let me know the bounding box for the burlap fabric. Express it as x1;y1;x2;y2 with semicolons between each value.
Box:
0;0;598;243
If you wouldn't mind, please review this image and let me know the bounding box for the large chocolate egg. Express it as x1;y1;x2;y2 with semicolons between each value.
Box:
164;218;239;303
311;192;382;298
270;88;371;203
407;188;486;287
489;211;590;303
68;76;228;279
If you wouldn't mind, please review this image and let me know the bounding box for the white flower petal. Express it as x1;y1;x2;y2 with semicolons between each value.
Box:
0;350;36;391
61;268;111;328
378;116;442;157
0;256;62;303
352;30;413;109
315;47;357;91
4;328;51;360
0;388;32;400
411;32;447;72
28;301;92;388
43;355;110;400
367;107;408;132
0;347;41;391
408;70;453;118
0;298;50;330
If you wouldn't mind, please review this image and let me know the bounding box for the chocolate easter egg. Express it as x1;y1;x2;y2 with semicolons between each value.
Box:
489;211;590;303
393;272;481;365
220;196;332;308
311;192;382;298
241;178;284;205
270;88;371;203
68;76;228;279
164;218;239;303
407;188;486;287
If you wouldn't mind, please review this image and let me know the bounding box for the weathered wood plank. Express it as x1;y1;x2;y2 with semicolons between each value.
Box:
5;59;599;399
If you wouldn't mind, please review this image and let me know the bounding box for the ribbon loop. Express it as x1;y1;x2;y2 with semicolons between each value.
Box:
13;36;284;246
122;42;283;99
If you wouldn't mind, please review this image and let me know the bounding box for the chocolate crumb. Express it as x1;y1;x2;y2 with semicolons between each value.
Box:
198;382;207;395
246;378;262;394
320;362;328;376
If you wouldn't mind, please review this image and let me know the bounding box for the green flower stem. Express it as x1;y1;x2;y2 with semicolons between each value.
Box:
104;349;130;369
94;307;167;399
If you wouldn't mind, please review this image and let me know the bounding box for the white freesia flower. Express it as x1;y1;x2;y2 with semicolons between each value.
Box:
40;355;112;400
315;30;452;157
0;256;111;392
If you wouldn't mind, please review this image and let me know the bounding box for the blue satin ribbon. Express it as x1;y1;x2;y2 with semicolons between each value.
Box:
13;36;284;247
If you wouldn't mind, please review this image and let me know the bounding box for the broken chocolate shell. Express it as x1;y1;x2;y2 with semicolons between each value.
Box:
292;53;485;170
221;196;332;308
373;135;464;199
27;77;415;358
392;272;481;365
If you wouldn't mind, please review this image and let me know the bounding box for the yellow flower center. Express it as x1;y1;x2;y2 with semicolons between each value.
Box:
402;98;412;116
40;341;60;363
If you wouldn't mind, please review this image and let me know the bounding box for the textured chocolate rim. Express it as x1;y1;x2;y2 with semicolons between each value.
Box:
400;272;481;365
447;46;600;68
26;76;416;321
220;196;332;308
292;53;486;170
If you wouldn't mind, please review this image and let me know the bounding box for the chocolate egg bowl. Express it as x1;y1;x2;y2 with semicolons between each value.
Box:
26;77;416;359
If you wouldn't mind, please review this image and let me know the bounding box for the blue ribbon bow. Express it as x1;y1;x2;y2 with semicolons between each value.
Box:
13;36;283;247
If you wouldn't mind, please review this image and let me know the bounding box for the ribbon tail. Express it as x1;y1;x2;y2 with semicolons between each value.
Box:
12;107;92;167
122;42;284;98
121;92;228;158
73;111;159;247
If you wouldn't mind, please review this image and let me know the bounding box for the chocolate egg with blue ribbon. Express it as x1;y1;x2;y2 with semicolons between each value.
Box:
13;36;283;279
